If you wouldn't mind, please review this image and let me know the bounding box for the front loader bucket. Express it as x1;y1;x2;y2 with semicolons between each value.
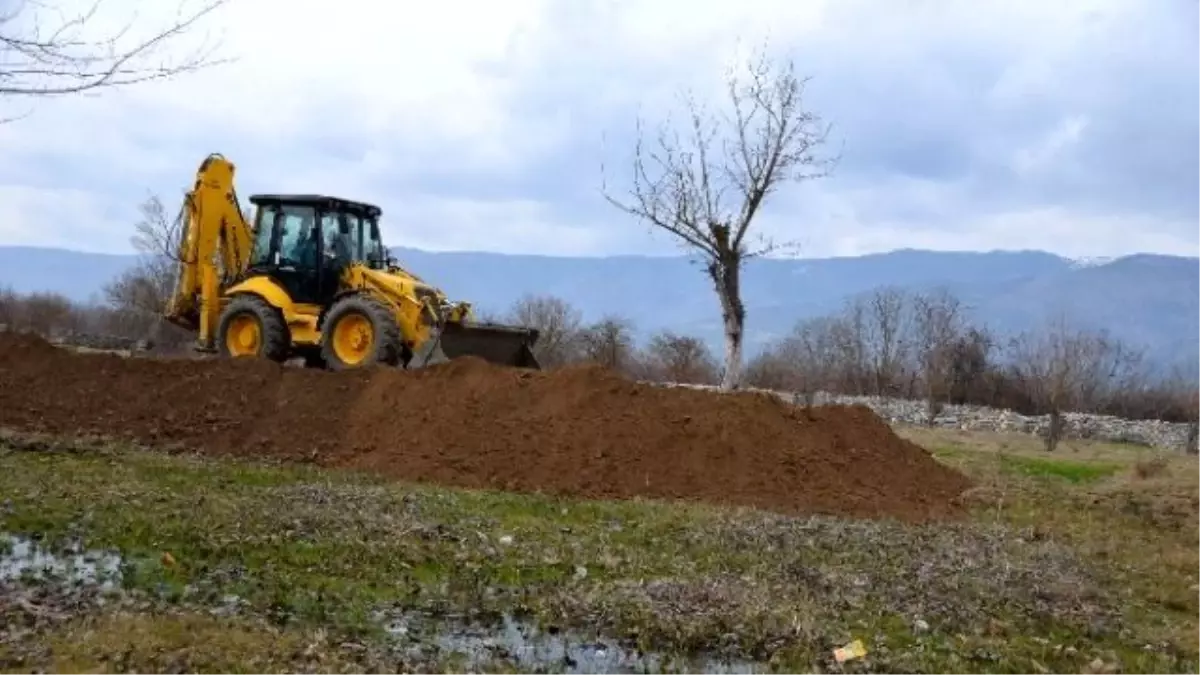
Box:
436;321;541;369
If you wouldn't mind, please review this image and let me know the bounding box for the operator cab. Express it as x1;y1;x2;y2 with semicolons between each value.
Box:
246;194;389;305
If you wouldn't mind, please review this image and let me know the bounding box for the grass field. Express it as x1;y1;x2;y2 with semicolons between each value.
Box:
1;426;1196;673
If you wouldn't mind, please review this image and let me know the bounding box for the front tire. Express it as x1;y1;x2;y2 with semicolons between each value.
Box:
216;295;289;362
320;295;403;370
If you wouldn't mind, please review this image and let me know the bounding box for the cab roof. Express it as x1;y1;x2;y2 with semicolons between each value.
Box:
248;194;382;218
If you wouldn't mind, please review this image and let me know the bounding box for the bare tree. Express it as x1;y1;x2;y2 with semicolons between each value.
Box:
1;0;228;120
863;287;912;395
104;194;178;311
130;192;184;259
17;291;80;335
102;193;190;348
824;303;870;394
780;317;842;407
946;326;994;404
742;345;792;391
1164;364;1200;444
0;286;18;328
1074;337;1145;413
643;330;718;384
604;46;836;391
1008;330;1068;452
1007;316;1131;451
741;316;843;410
912;289;965;424
506;294;583;368
578;316;637;373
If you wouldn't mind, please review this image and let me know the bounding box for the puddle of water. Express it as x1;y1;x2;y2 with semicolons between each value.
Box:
384;611;764;674
0;533;123;589
1;535;764;672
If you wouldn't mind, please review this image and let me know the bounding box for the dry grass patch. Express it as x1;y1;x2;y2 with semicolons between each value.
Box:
900;425;1199;656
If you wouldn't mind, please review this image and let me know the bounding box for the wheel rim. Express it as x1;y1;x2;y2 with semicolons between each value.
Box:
332;313;374;366
226;314;261;356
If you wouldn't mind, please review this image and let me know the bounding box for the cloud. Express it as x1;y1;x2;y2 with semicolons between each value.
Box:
0;0;1195;260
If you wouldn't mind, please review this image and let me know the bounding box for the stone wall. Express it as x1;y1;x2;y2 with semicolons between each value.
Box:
51;331;150;352
0;326;149;352
659;382;1197;452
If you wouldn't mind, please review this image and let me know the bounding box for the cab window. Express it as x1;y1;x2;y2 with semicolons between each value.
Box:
249;204;279;266
364;217;386;266
276;205;318;267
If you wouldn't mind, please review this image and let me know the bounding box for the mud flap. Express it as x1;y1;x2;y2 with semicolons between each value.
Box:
435;321;541;369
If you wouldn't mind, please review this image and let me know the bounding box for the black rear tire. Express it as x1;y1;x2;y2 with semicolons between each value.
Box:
216;294;290;362
320;295;403;370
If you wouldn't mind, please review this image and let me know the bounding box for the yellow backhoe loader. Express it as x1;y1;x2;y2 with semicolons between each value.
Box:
162;153;540;370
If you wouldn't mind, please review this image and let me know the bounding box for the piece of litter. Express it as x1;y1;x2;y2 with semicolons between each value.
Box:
833;639;867;663
498;535;513;546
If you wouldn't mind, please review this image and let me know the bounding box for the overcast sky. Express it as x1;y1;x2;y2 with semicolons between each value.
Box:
1;0;1196;259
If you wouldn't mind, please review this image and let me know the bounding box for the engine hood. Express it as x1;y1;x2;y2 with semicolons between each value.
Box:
359;266;444;303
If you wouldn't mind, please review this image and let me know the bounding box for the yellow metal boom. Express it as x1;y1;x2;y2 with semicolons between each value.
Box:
164;153;255;349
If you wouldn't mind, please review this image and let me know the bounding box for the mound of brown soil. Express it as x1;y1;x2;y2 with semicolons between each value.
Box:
0;333;971;522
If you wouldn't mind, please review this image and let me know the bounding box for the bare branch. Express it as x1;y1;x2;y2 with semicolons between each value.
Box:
642;330;719;384
505;294;584;368
578;315;637;374
102;192;184;340
722;55;837;253
0;0;230;100
129;192;184;261
603;44;835;267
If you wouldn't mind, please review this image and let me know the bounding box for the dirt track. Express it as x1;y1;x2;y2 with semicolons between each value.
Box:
0;334;971;522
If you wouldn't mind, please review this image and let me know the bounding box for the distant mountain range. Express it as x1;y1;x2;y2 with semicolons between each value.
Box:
1;245;1196;367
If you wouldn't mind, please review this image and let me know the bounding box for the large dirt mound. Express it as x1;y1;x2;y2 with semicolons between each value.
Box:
0;333;971;522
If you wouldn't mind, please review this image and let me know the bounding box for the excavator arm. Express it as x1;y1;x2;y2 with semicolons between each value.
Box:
164;153;255;350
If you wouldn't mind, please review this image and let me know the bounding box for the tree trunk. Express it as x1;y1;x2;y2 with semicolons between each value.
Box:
720;311;743;390
1044;408;1064;452
925;396;943;427
711;259;745;392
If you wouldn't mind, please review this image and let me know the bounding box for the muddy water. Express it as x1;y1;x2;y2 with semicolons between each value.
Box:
383;610;765;674
0;534;123;588
1;534;767;673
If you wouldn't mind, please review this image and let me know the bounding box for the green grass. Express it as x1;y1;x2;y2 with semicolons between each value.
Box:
997;454;1122;483
11;613;361;674
1;429;1197;673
